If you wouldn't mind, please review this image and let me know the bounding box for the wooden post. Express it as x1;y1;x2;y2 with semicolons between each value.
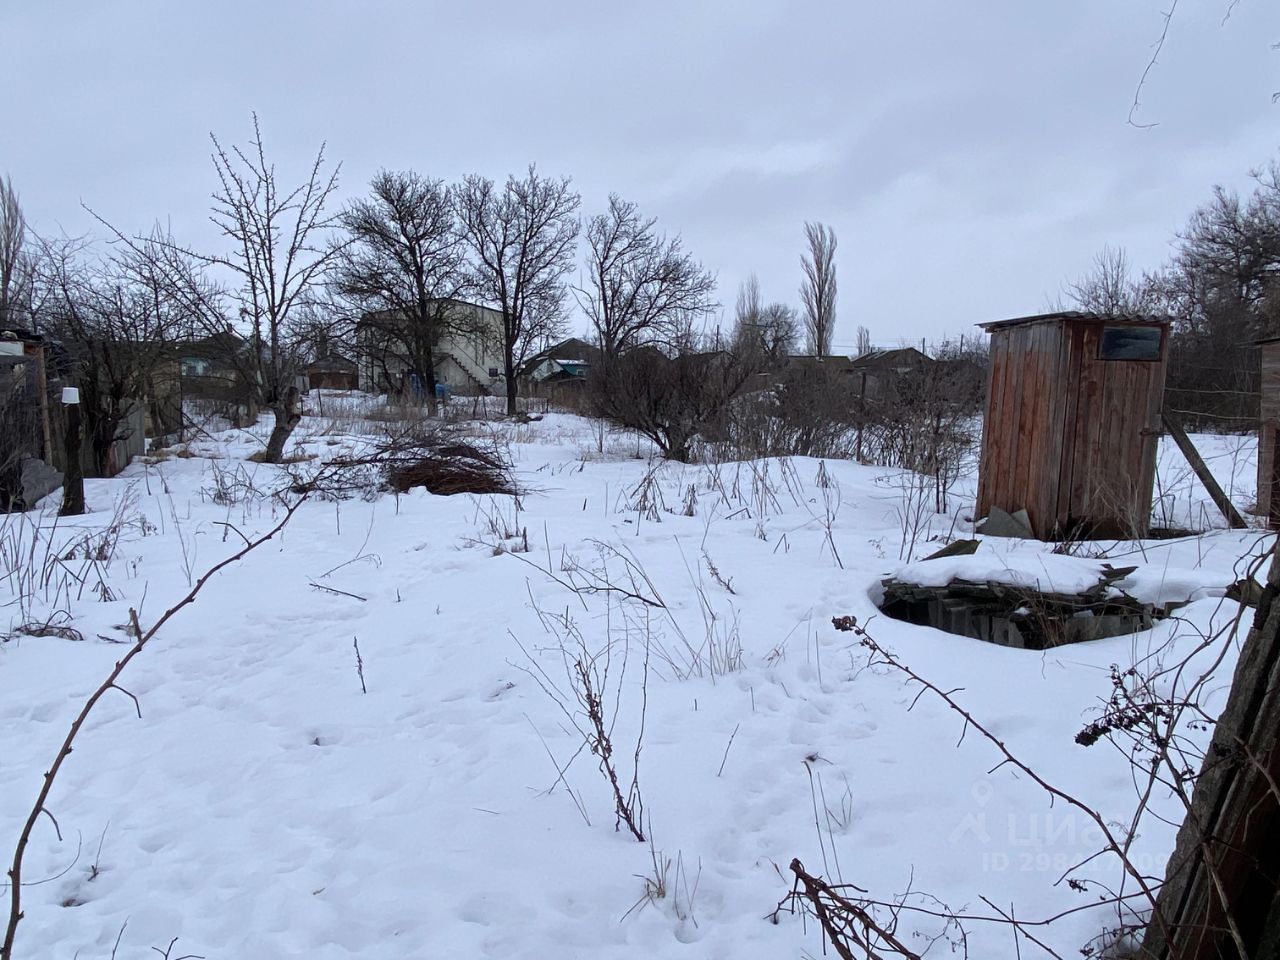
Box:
1142;543;1280;956
58;389;85;517
1161;411;1248;530
1270;429;1279;531
32;344;52;463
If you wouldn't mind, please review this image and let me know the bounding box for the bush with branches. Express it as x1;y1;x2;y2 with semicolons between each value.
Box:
592;345;756;463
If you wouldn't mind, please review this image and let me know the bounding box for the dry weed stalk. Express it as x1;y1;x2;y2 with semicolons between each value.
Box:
514;592;649;842
772;859;926;960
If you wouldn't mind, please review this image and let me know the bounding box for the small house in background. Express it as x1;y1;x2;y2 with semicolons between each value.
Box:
305;353;358;391
1258;336;1280;528
976;311;1170;539
848;346;933;399
148;332;260;432
519;337;600;402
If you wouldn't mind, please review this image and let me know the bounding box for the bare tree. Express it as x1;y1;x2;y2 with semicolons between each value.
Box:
210;118;344;460
1143;162;1280;429
854;325;872;358
456;166;580;414
800;222;837;355
733;298;797;367
38;233;189;476
117;116;345;462
575;194;715;359
0;176;27;328
1063;244;1155;315
735;274;763;332
332;170;467;411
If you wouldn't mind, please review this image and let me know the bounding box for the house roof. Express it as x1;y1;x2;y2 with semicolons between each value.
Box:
785;355;857;374
978;310;1173;332
357;298;502;327
171;331;249;358
519;337;600;377
849;347;932;368
307;352;357;371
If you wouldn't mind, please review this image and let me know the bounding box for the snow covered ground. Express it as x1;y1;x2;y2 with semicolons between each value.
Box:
1;400;1271;959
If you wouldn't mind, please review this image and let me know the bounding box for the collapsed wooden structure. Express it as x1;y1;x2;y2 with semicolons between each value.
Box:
879;563;1160;650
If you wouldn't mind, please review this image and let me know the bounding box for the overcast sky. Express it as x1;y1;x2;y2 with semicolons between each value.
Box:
4;1;1278;351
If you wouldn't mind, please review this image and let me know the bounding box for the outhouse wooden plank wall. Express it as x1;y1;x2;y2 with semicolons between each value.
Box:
976;312;1169;539
1259;337;1280;528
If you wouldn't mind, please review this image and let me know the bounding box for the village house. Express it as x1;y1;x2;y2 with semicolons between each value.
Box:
356;299;505;397
518;337;599;400
847;346;934;399
150;331;263;433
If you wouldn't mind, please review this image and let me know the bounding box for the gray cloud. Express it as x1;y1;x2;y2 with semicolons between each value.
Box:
3;0;1277;348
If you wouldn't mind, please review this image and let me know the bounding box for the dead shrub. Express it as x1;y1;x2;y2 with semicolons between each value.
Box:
591;346;756;463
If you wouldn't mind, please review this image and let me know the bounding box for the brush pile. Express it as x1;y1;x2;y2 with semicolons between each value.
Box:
292;424;517;500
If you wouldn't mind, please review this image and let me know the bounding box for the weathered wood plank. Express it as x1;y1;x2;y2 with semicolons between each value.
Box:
1074;323;1105;523
1056;321;1086;531
1009;324;1034;525
1258;343;1279;525
1136;344;1168;534
1025;323;1056;536
1142;544;1280;958
1163;410;1248;529
976;336;1008;518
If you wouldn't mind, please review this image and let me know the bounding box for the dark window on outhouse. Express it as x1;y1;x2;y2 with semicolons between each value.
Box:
1099;325;1162;361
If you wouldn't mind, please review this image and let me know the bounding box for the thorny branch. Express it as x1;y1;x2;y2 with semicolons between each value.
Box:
829;613;1174;950
2;497;307;960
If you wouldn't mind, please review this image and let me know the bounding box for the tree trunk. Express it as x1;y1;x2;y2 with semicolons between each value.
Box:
505;358;518;416
413;298;440;417
1141;542;1280;958
416;349;439;417
262;389;301;463
89;415;117;479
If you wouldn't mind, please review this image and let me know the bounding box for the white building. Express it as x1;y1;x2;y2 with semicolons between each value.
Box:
356;299;505;396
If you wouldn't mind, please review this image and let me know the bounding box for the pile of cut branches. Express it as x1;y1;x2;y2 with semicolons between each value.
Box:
292;425;517;500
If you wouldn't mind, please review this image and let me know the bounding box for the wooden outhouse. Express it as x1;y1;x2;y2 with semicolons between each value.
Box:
1258;337;1280;528
976;312;1170;539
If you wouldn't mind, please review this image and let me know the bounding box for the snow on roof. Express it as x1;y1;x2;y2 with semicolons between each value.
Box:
892;552;1118;595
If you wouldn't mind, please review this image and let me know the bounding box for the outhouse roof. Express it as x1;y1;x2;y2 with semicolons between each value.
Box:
978;311;1173;332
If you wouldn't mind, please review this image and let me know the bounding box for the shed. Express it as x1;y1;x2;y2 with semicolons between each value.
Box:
306;353;359;391
1258;337;1280;528
976;312;1170;539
